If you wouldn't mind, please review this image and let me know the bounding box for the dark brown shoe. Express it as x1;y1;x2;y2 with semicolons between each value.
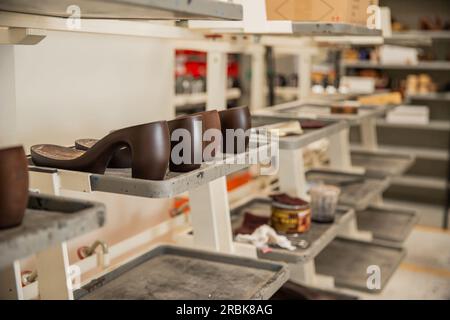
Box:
31;121;170;181
193;110;222;162
75;139;131;168
0;146;29;229
219;106;252;154
168;115;203;173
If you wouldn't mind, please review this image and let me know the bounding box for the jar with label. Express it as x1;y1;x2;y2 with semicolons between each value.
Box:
270;194;311;234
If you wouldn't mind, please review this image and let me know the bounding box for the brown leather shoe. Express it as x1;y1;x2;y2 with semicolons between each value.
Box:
219;106;252;154
193;110;222;162
75;138;131;169
168;114;203;173
31;121;170;181
0;146;29;229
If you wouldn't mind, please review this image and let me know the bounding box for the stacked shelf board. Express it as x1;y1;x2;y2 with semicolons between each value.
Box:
356;205;418;248
28;146;268;198
406;92;450;102
251;115;348;150
0;0;243;20
315;238;406;292
290;23;381;36
350;149;415;179
0;193;106;268
255;101;386;126
27;144;291;299
74;245;289;300
230;197;355;264
342;60;450;71
306;169;390;211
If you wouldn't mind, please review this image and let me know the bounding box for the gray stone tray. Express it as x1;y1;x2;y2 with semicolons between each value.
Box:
230;197;355;264
0;0;243;20
291;22;381;37
356;205;418;246
351;149;415;179
28;146;265;198
257;103;385;125
306;169;390;211
251;115;348;150
74;245;289;300
315;238;406;292
0;193;106;268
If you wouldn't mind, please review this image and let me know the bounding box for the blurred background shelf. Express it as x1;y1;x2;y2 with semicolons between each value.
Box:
342;61;450;70
406;92;450;102
174;88;241;107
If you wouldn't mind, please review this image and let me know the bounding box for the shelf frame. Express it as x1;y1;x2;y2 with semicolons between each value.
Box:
188;1;381;36
0;0;244;21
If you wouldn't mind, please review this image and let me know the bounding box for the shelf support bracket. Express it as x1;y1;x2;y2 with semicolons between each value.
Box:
189;177;236;254
360;117;378;151
278;148;308;199
0;262;24;300
250;43;267;111
207;50;228;111
35;242;74;300
0;27;46;45
327;128;354;171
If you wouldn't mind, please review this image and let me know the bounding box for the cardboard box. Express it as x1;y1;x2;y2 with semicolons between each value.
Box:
386;106;429;125
265;0;379;25
379;45;418;65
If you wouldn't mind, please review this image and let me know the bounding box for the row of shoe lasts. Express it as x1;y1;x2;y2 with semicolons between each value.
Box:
30;106;252;181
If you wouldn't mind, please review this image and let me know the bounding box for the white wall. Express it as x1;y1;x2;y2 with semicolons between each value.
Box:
1;30;175;262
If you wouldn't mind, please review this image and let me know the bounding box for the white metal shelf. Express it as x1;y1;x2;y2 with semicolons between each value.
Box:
229;197;356;264
28;145;270;199
0;193;106;269
406;92;450;102
392;30;450;40
350;149;415;179
189;21;382;36
252;115;349;150
174;88;241;107
351;144;449;161
291;22;381;37
306;169;391;211
342;60;450;71
377;119;450;131
0;0;243;20
257;100;386;126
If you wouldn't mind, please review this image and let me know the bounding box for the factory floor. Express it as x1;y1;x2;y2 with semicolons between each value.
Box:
362;226;450;300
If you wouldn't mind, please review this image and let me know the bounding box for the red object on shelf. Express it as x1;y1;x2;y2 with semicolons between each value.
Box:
175;50;239;79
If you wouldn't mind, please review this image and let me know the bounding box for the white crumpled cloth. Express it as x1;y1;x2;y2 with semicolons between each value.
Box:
235;225;296;252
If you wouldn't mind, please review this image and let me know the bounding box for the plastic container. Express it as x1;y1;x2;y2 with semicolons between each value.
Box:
310;185;341;223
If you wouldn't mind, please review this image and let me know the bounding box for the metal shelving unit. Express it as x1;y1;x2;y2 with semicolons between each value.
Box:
315;238;406;292
230;198;355;264
406;92;450;102
0;0;243;20
74;245;289;300
350;149;415;179
0;0;396;301
306;169;390;211
0;193;106;300
342;60;450;71
356;204;418;247
291;23;381;37
29;147;269;199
